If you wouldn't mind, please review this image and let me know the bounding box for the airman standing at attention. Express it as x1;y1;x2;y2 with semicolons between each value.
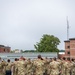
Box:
25;58;33;75
56;58;62;75
60;58;66;75
71;59;75;75
43;57;50;75
49;58;60;75
2;59;7;75
13;58;18;75
33;55;45;75
0;57;6;75
17;57;26;75
61;58;70;75
5;59;13;75
69;59;74;75
66;59;73;75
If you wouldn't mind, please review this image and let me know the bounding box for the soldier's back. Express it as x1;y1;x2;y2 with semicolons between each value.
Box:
17;60;26;75
50;60;60;75
33;58;44;75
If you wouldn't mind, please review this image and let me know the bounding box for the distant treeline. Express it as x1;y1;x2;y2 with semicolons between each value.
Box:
23;50;37;52
11;49;65;53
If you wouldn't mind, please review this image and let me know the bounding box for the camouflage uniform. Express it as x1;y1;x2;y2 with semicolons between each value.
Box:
56;59;62;75
66;61;73;75
25;59;33;75
61;60;69;75
5;61;13;75
71;61;75;75
49;59;60;75
0;61;5;75
65;61;70;75
17;59;26;75
2;60;7;75
13;61;18;75
43;58;50;75
33;58;45;75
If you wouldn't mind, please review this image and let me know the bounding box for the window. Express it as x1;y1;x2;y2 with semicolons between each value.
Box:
67;46;70;49
4;49;5;52
67;52;70;54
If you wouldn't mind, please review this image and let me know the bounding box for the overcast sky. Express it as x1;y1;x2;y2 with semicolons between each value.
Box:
0;0;75;50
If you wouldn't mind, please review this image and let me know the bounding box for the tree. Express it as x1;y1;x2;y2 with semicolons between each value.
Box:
34;34;60;52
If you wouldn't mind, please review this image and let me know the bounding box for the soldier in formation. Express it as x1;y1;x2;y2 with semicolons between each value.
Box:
0;56;75;75
0;57;7;75
32;55;45;75
5;59;13;75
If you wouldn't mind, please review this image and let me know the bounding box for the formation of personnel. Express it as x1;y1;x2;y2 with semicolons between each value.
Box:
0;55;75;75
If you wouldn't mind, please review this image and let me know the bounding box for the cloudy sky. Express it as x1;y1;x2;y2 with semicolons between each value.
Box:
0;0;75;50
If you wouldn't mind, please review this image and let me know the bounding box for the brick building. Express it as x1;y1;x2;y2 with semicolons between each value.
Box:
59;38;75;59
0;45;11;53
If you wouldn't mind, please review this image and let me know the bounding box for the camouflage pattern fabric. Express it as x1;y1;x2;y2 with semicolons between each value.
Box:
25;59;33;75
49;60;60;75
33;59;45;75
71;62;75;75
5;62;12;71
13;61;18;75
17;60;26;75
0;61;5;75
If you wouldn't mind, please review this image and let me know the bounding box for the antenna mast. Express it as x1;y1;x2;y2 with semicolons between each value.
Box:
67;16;69;40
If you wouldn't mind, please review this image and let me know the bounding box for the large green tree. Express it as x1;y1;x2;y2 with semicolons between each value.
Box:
34;34;60;52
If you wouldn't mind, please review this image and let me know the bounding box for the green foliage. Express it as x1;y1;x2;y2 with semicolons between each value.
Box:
59;50;65;52
34;34;60;52
23;50;36;52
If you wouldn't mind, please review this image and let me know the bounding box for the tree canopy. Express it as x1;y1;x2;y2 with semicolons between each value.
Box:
34;34;60;52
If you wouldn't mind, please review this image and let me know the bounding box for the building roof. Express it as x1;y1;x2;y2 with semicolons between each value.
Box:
0;45;5;47
64;38;75;42
0;45;10;48
59;50;65;52
64;40;70;42
69;38;75;40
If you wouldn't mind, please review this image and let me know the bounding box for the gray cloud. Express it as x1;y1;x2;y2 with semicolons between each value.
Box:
0;0;75;50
